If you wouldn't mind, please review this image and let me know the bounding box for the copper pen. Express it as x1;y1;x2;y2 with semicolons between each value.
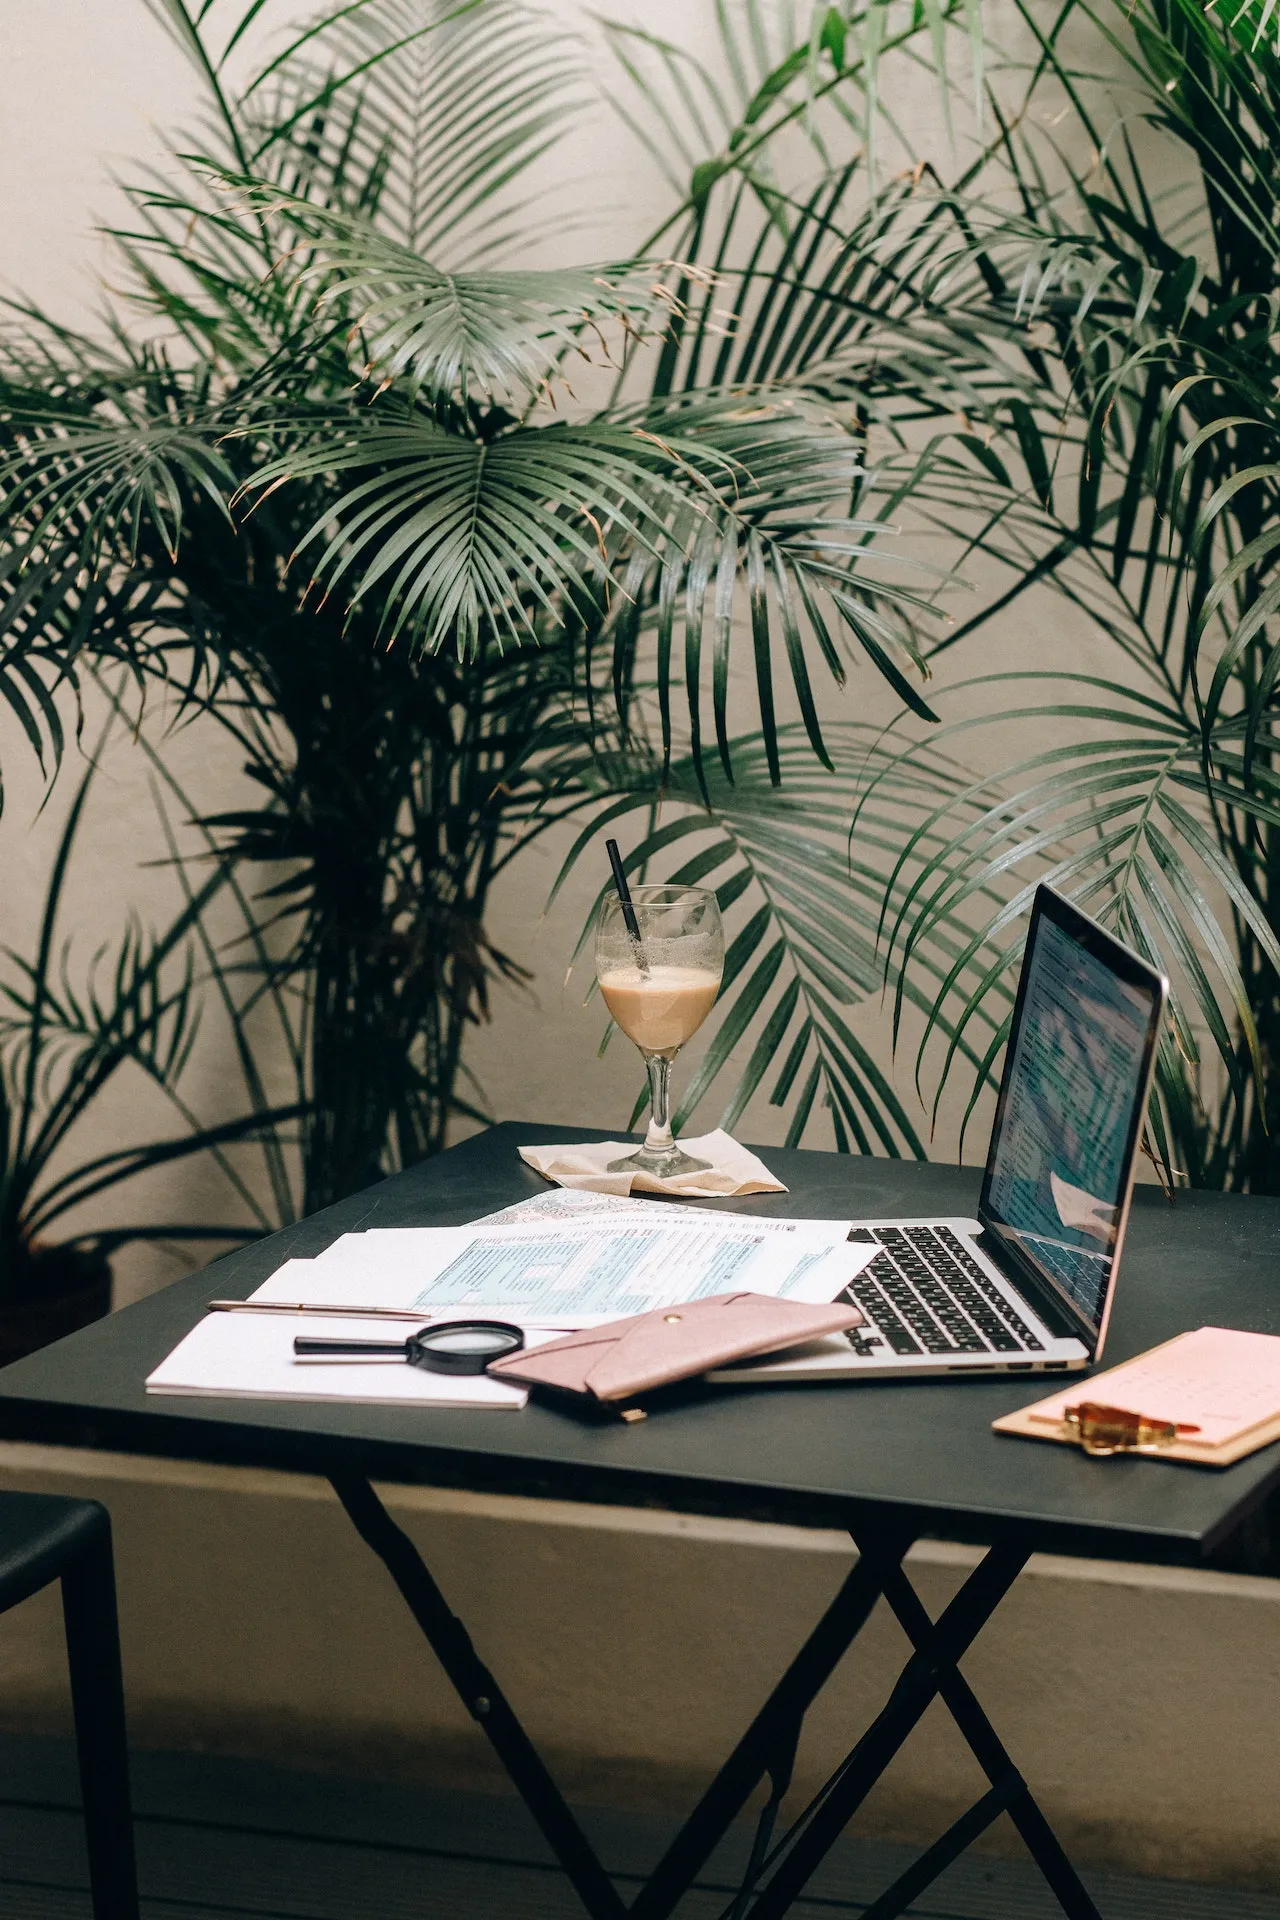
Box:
205;1300;431;1322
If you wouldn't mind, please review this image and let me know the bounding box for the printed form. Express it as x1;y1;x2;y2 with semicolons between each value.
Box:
253;1214;874;1326
147;1192;875;1404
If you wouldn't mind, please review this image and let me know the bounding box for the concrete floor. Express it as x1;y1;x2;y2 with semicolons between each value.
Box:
4;1735;1280;1920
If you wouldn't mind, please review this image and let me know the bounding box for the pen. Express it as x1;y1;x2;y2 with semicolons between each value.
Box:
205;1300;432;1322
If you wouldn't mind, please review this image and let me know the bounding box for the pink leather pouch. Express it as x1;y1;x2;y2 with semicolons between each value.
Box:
487;1291;863;1412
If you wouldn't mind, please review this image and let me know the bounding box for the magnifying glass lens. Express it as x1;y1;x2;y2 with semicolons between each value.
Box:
427;1328;510;1354
411;1321;524;1374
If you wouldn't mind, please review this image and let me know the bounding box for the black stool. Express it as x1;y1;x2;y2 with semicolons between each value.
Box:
0;1494;139;1919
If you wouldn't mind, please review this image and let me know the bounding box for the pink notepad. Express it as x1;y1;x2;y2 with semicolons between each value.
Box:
995;1327;1280;1463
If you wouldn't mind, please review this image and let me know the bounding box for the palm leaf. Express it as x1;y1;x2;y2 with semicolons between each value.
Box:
867;672;1280;1176
193;175;672;401
236;389;942;754
551;723;1014;1153
0;373;237;566
253;0;589;260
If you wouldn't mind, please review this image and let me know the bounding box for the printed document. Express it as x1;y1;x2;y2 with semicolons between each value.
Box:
147;1192;874;1405
252;1216;873;1326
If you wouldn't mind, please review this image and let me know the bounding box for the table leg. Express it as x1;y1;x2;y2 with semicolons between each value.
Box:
332;1472;627;1920
330;1475;909;1920
630;1527;912;1920
874;1553;1102;1920
330;1479;1099;1920
742;1538;1102;1920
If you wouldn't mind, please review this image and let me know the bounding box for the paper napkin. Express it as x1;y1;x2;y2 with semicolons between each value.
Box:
518;1129;787;1198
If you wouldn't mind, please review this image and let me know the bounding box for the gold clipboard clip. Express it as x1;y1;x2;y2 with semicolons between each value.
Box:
1062;1401;1199;1457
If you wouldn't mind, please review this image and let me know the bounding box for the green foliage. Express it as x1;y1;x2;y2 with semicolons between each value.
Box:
0;0;986;1208
805;0;1280;1187
551;0;1280;1185
0;742;302;1302
9;0;1279;1209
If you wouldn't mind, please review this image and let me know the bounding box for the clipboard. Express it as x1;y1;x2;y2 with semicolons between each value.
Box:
993;1327;1280;1466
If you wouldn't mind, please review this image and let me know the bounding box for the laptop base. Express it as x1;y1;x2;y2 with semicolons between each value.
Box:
711;1219;1090;1384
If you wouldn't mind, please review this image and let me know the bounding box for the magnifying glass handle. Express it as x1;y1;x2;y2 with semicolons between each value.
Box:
293;1336;408;1357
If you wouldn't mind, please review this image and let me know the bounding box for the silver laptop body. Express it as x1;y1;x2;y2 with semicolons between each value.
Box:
715;886;1168;1385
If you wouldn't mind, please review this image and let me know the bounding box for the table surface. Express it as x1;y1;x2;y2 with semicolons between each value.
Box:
2;1123;1279;1565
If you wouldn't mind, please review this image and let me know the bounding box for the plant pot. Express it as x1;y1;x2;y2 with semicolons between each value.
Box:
0;1251;113;1366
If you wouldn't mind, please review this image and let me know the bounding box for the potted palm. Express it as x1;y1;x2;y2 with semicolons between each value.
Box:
0;752;302;1359
0;0;983;1195
19;0;1267;1198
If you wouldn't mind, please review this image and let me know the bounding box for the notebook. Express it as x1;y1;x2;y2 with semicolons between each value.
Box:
993;1326;1280;1465
145;1311;534;1410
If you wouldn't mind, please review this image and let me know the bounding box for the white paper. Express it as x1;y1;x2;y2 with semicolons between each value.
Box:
518;1128;785;1197
145;1311;543;1408
258;1216;870;1326
483;1189;847;1232
237;1256;324;1298
483;1188;682;1226
160;1191;875;1408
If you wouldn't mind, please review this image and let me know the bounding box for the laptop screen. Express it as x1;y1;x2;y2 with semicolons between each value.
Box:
979;890;1165;1343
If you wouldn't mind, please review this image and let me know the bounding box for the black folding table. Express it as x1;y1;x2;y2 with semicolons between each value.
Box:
2;1122;1279;1920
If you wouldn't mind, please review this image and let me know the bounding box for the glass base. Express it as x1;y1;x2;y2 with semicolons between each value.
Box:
606;1143;713;1180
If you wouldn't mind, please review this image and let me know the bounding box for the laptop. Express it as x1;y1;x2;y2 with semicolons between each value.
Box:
715;884;1168;1384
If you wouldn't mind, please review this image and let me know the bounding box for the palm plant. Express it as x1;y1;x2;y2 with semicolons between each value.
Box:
0;0;1008;1202
448;0;1280;1190
16;0;1275;1204
1;0;610;1209
804;0;1280;1189
0;743;301;1342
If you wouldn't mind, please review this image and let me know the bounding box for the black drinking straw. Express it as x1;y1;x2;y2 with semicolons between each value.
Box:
606;838;648;973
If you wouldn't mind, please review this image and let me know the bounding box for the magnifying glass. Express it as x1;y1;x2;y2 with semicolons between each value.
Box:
293;1320;525;1376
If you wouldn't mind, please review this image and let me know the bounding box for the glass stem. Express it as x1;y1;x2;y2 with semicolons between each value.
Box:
643;1053;675;1152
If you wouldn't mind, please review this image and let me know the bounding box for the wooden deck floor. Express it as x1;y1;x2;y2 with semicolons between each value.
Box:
0;1734;1276;1920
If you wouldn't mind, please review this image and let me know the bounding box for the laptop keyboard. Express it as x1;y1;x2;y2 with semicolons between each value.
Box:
1019;1231;1109;1297
840;1225;1044;1358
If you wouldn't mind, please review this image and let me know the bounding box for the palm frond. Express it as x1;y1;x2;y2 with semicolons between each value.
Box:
0;367;237;567
250;0;590;261
0;723;307;1277
551;723;1012;1153
186;175;673;401
117;0;588;370
238;391;941;759
865;673;1280;1179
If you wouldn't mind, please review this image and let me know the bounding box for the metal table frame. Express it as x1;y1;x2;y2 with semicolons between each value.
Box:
6;1123;1280;1920
336;1474;1100;1920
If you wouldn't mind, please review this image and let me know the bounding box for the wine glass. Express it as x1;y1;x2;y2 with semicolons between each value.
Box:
595;883;725;1178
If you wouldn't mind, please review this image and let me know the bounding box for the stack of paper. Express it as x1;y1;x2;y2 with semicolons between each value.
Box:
257;1205;864;1327
146;1191;869;1408
146;1312;535;1410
